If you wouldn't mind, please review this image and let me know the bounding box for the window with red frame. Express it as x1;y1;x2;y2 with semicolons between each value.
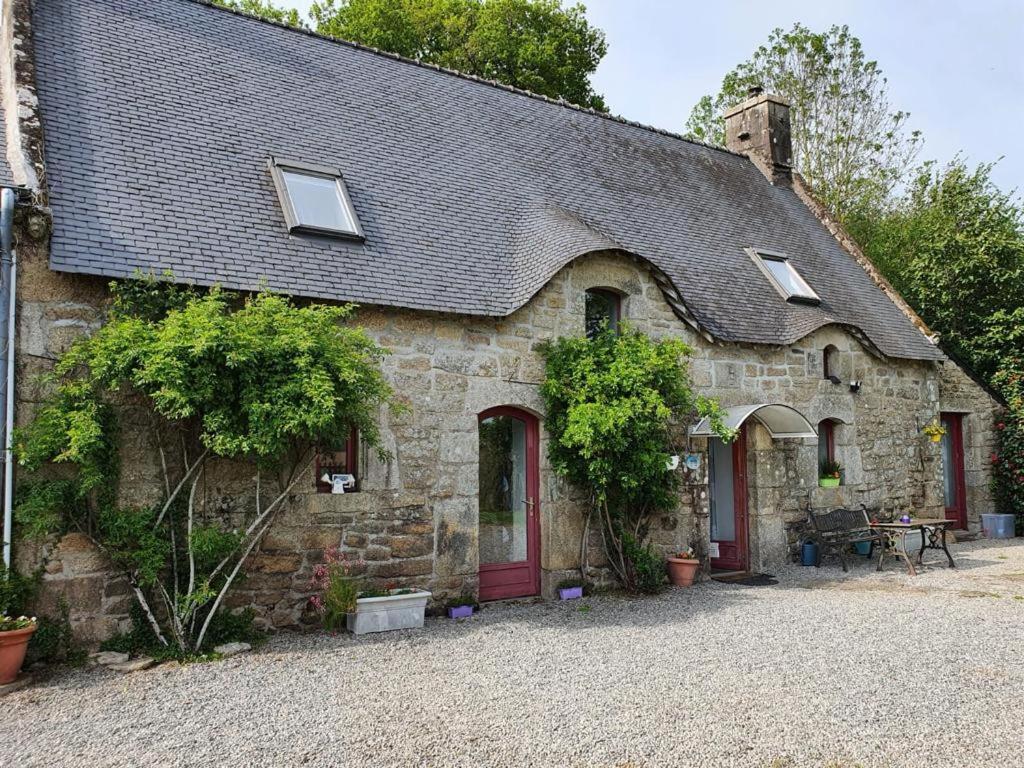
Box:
817;419;835;467
315;427;359;493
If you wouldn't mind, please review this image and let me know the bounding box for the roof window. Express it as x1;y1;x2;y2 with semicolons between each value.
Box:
747;248;819;304
270;158;364;239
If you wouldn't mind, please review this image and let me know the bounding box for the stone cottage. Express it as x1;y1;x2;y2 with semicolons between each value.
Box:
0;0;1003;639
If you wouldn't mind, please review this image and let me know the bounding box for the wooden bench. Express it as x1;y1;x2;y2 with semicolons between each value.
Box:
807;505;888;572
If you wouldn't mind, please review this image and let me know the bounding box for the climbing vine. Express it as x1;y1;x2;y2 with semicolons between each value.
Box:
539;325;733;592
15;276;395;655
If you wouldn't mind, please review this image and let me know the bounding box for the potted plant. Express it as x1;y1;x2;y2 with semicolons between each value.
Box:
0;615;37;684
309;547;362;632
922;420;946;443
445;594;478;619
666;546;700;587
819;459;842;487
557;578;586;600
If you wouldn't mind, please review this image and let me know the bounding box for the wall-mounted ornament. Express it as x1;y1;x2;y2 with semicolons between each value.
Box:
684;454;702;471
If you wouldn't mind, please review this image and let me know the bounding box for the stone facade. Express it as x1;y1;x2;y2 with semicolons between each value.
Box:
1;0;1001;642
9;223;1002;639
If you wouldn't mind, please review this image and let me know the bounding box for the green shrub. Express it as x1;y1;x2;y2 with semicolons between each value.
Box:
622;534;666;594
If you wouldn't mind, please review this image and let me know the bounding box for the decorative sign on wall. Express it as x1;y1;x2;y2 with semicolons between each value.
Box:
709;542;720;559
684;454;701;471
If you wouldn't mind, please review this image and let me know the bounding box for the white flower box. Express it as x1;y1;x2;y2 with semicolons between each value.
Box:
347;589;431;635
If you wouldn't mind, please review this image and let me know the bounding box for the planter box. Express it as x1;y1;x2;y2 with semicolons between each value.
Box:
818;478;840;488
347;590;431;635
447;605;474;619
558;586;583;600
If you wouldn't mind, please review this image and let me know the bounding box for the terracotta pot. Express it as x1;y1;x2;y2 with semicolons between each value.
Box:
666;557;700;587
0;624;36;684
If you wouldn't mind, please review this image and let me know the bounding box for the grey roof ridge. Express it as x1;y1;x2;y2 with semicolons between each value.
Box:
189;0;742;160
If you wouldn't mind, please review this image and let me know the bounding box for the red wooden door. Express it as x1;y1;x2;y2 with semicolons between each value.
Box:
710;425;749;571
478;407;540;601
940;412;968;529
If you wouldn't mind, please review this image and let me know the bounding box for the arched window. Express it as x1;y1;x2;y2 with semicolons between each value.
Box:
823;345;839;382
585;288;621;339
817;419;835;468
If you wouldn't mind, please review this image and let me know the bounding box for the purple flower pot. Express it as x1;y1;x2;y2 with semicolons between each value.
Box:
559;586;583;600
447;605;474;619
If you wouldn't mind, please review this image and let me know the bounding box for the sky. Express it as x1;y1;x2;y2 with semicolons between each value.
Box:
289;0;1024;194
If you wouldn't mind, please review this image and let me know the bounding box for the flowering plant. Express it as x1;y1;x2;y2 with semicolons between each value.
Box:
308;548;363;631
0;614;37;632
922;420;946;442
673;546;697;560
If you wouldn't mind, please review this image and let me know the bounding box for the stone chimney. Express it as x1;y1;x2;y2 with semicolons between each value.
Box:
724;86;792;184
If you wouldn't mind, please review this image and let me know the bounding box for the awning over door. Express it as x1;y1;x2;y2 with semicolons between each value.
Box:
691;403;817;440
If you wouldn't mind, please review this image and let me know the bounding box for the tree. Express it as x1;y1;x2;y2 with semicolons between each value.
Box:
213;0;305;27
310;0;609;109
14;278;395;655
539;326;732;592
847;159;1024;382
685;24;921;219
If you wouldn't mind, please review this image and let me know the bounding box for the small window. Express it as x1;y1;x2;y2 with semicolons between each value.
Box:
823;345;839;382
817;419;835;467
747;248;819;304
270;158;364;239
585;288;621;339
315;428;359;493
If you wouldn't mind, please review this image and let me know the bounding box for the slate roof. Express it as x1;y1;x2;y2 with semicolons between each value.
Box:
27;0;942;360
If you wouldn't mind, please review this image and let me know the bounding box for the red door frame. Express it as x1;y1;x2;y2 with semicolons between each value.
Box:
710;424;749;572
478;406;541;601
941;412;968;529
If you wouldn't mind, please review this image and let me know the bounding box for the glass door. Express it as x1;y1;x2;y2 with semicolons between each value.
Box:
478;407;540;600
709;425;748;571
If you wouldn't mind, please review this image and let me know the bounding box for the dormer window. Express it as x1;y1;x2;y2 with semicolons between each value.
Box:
747;248;819;304
270;158;364;239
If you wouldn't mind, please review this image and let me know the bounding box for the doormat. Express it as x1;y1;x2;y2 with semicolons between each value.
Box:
712;572;778;587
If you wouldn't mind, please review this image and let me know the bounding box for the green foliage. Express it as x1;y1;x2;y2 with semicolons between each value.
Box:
848;159;1024;383
0;564;36;615
310;0;608;109
819;459;842;479
621;533;665;594
992;362;1024;525
539;326;731;592
200;608;265;651
15;277;395;653
685;23;921;219
25;600;86;667
213;0;305;27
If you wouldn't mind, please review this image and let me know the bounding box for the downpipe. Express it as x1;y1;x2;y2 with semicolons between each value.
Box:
1;187;15;572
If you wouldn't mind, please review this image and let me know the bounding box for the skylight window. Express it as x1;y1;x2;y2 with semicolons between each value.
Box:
269;158;364;239
747;248;819;304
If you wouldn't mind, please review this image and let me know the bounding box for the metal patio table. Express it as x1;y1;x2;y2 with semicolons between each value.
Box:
870;517;956;576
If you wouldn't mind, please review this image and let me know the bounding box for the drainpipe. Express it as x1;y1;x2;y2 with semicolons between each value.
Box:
1;187;15;571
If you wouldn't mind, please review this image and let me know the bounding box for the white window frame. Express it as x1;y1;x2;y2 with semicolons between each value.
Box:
269;157;365;240
746;247;820;304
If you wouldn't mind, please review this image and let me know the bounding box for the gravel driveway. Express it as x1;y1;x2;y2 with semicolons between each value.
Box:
7;538;1024;768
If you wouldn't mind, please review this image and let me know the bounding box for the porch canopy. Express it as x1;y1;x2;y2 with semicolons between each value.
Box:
691;403;817;440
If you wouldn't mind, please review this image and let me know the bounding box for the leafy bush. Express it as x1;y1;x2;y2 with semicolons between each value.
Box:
622;534;666;594
0;564;36;615
539;326;732;592
15;276;396;654
25;600;86;667
200;608;264;651
992;361;1024;531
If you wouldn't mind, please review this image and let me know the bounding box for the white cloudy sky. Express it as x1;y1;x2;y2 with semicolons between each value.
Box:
288;0;1023;193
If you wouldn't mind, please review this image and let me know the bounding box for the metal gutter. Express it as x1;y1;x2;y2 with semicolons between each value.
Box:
1;186;15;571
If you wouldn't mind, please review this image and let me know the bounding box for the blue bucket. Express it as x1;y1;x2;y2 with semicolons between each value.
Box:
854;541;872;556
800;540;819;566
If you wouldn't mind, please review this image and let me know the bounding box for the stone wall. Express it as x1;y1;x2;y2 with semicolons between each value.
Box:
9;218;1001;641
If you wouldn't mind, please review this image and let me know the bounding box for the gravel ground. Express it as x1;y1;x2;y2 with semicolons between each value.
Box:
6;538;1024;768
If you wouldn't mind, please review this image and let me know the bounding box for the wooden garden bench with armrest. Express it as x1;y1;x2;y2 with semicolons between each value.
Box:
807;505;888;572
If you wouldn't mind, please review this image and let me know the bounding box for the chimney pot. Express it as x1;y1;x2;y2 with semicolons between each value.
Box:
747;84;764;98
